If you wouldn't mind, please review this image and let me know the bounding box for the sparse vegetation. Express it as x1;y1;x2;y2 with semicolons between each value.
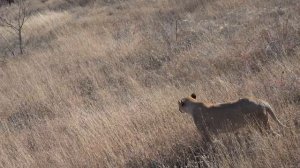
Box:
0;0;29;55
0;0;299;167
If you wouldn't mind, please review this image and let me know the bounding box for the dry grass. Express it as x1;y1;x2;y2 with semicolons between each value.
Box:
0;0;300;167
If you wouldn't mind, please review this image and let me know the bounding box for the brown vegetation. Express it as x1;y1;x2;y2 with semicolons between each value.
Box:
0;0;299;167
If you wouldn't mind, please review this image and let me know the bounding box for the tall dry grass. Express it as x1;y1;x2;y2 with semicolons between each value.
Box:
0;0;299;167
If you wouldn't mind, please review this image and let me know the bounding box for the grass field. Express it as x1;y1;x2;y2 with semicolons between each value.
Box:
0;0;299;167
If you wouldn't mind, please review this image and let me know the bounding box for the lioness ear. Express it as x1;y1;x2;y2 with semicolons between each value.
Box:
191;93;196;99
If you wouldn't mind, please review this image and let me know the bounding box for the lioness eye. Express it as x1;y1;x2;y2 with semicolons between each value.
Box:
181;102;185;106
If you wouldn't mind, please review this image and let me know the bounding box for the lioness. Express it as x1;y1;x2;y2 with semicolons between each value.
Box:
178;93;286;142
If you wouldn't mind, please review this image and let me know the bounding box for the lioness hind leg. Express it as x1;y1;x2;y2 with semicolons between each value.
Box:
264;122;280;136
252;114;272;135
261;116;280;136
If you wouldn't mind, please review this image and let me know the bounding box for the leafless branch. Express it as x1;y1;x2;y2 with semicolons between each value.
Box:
0;17;18;31
0;0;29;55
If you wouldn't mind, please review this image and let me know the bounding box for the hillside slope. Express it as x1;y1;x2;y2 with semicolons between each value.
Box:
0;0;299;167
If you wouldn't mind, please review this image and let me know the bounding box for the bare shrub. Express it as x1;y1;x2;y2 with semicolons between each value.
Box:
0;0;29;55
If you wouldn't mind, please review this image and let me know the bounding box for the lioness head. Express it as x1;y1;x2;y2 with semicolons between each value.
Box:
178;93;197;114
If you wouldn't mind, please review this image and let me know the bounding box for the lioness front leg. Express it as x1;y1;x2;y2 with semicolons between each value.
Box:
199;128;214;143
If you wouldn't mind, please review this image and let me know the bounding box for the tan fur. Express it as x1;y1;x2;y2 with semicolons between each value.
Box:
178;93;286;142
